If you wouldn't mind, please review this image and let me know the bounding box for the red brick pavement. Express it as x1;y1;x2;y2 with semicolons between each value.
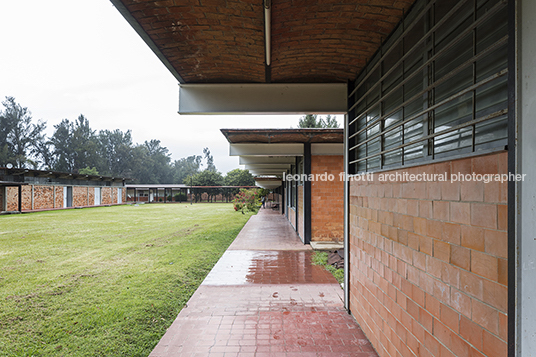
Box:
149;209;378;357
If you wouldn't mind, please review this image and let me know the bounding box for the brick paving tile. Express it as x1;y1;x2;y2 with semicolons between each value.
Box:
150;209;378;357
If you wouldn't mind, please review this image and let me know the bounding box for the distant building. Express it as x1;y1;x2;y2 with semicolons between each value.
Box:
221;128;344;245
0;167;127;213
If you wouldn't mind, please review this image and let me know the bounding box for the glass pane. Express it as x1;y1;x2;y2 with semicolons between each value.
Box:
434;127;472;155
475;77;507;118
435;66;473;103
475;114;507;146
476;10;507;54
384;149;402;167
384;88;403;116
404;143;425;164
435;34;473;83
435;92;473;129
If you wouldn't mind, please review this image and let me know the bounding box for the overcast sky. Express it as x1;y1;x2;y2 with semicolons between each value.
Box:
0;0;325;174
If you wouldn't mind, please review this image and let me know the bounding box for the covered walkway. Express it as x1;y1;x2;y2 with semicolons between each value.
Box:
150;208;377;356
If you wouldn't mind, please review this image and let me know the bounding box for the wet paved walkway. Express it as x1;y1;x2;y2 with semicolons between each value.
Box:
150;208;378;357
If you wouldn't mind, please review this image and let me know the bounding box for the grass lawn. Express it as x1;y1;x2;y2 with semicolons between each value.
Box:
0;203;254;356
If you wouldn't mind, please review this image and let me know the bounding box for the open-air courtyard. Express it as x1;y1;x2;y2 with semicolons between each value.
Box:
0;204;253;356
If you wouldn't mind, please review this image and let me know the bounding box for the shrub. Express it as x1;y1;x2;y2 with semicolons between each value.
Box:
232;188;261;214
174;193;187;202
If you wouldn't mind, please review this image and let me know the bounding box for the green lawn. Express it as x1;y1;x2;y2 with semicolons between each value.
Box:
0;203;253;356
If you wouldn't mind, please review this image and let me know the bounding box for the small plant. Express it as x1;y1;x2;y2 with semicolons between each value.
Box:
232;188;261;214
312;251;344;285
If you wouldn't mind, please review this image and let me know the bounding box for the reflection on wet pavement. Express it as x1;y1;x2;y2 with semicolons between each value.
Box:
202;250;335;285
150;209;378;357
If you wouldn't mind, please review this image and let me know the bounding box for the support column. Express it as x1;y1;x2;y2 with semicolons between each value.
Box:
18;185;22;212
304;143;311;244
344;112;350;313
31;185;34;210
517;0;535;355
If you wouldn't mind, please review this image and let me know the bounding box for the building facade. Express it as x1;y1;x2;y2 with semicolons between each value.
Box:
110;0;532;355
0;168;127;213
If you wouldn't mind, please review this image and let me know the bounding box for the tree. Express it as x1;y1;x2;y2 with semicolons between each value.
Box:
297;114;339;128
50;115;101;173
0;97;46;168
322;114;339;128
173;155;202;183
79;166;99;175
187;169;224;202
97;129;134;177
128;140;172;184
225;168;255;186
224;168;256;201
203;147;216;172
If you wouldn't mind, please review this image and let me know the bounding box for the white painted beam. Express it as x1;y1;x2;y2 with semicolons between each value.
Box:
244;164;292;170
239;156;296;165
249;169;287;175
311;143;344;155
179;83;347;115
255;179;282;189
230;143;303;156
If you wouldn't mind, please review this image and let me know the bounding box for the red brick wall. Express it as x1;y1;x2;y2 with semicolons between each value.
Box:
33;186;55;210
349;152;508;357
311;155;344;242
55;186;63;208
289;207;297;230
73;186;89;207
2;185;125;211
101;187;112;205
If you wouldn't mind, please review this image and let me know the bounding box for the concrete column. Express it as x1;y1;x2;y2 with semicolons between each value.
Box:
517;0;536;354
304;143;311;244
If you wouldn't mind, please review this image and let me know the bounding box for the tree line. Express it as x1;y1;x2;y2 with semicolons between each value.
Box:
0;96;255;186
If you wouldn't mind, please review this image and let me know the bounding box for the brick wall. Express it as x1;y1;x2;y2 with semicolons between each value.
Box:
101;187;112;205
2;185;125;212
311;155;344;242
289;207;297;230
33;186;55;210
88;187;95;205
73;186;88;207
349;152;508;357
55;186;63;208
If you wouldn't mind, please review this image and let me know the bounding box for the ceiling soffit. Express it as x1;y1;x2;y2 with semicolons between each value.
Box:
114;0;415;84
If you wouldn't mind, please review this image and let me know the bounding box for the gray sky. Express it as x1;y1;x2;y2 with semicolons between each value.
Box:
0;0;324;174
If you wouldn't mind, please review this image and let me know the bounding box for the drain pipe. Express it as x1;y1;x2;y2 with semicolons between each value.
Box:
344;113;350;312
264;0;271;66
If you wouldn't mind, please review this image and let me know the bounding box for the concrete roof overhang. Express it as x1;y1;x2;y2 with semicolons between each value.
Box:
109;0;416;114
221;128;343;185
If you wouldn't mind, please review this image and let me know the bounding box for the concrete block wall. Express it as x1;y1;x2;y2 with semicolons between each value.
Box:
349;152;508;357
311;155;344;242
